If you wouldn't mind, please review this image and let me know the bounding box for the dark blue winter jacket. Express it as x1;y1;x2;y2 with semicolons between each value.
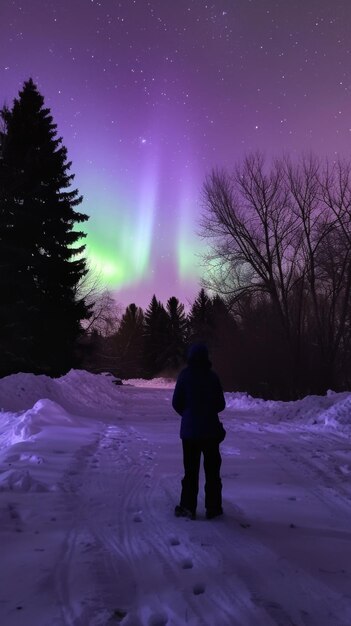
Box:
172;344;226;439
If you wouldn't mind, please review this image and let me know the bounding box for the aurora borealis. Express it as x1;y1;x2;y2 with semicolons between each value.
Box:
1;0;351;307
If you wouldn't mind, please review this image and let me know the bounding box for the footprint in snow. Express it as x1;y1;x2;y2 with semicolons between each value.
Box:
193;583;205;595
111;607;128;622
169;536;180;546
133;513;143;523
81;541;95;552
239;521;251;528
8;503;20;521
181;558;193;569
148;612;168;626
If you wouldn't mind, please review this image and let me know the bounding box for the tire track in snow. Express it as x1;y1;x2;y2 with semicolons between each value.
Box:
86;424;277;626
62;423;266;626
53;432;116;626
50;389;351;626
217;425;351;626
75;410;343;625
282;429;351;510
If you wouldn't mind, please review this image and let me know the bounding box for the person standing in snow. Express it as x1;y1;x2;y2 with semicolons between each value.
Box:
172;343;226;520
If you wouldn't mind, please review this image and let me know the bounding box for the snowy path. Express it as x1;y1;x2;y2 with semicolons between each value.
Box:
0;377;351;625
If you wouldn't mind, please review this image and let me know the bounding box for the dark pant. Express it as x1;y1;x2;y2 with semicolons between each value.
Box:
180;438;222;514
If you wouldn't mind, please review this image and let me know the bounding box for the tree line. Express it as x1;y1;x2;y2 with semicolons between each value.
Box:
82;289;237;388
2;79;351;398
87;153;351;398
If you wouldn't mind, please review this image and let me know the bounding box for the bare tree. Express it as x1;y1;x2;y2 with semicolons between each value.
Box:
202;154;303;392
317;159;351;383
201;153;351;395
77;264;121;336
84;290;121;336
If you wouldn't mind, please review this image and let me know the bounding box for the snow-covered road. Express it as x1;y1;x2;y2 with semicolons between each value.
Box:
0;371;350;625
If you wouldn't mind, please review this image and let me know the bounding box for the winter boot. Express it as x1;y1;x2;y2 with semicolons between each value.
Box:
174;505;196;520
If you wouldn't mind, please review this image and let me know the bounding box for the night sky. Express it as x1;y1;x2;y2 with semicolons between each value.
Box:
1;0;351;309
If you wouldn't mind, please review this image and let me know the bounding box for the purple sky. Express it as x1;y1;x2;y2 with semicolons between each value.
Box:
1;0;351;309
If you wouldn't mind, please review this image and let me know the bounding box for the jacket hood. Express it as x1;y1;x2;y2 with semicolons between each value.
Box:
187;342;211;368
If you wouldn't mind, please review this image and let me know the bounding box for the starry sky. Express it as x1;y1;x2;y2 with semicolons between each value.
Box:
1;0;351;309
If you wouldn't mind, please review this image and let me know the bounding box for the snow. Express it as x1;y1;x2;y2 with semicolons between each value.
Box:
0;370;351;625
125;377;177;389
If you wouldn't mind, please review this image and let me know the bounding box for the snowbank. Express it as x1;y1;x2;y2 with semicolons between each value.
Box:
124;377;176;389
226;389;351;429
0;371;350;454
0;369;123;417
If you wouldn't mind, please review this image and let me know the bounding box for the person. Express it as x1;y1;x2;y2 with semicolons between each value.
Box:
172;342;226;520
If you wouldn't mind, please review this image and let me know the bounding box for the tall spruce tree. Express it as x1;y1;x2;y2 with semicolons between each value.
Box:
143;295;169;377
0;79;90;376
114;303;144;378
187;288;214;343
165;296;187;371
210;295;238;390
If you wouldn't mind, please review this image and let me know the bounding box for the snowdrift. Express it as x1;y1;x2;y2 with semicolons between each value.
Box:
226;389;351;429
0;370;350;625
0;371;350;447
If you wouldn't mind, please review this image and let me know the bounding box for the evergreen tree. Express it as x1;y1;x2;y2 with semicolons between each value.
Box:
143;295;169;377
114;303;144;378
210;295;238;390
165;296;187;371
0;79;90;376
187;288;214;344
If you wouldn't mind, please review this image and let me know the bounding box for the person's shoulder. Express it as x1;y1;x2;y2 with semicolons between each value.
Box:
209;369;222;384
211;369;220;379
176;366;190;381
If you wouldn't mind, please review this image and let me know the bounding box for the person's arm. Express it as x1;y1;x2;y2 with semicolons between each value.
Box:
214;373;226;413
172;374;185;415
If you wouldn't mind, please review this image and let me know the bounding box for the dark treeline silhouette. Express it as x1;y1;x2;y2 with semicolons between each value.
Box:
87;152;351;399
0;79;91;376
81;289;239;389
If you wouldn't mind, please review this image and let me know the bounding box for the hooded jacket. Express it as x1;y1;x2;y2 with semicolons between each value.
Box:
172;344;226;439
